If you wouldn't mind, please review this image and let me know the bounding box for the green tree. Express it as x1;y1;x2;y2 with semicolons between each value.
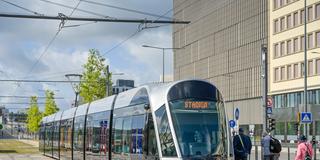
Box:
80;49;112;103
26;96;42;133
43;90;59;116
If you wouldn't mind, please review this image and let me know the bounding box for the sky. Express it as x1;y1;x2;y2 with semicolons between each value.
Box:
0;0;178;111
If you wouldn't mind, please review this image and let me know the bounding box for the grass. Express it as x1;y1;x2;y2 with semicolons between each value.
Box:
0;139;39;154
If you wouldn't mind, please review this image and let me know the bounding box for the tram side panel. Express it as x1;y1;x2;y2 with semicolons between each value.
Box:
85;110;111;160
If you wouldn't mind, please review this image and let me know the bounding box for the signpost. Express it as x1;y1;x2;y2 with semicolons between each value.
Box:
229;120;236;128
235;108;239;120
301;112;312;123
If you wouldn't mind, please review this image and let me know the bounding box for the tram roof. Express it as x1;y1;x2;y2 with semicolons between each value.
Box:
41;79;214;123
75;103;89;117
87;95;116;114
54;111;63;121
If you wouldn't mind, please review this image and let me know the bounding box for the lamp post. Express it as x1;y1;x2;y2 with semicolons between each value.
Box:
303;0;308;138
142;45;182;82
65;74;82;108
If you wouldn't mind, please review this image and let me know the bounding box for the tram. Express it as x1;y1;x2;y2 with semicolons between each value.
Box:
40;80;233;160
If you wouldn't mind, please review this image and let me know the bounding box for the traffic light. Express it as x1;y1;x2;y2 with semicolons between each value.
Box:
312;136;316;145
294;122;300;134
268;118;276;131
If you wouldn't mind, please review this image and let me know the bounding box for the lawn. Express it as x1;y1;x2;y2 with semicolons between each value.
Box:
0;139;39;154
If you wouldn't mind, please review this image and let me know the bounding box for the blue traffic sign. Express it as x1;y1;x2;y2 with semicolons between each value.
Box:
229;120;236;128
301;112;312;123
267;107;272;114
235;108;240;120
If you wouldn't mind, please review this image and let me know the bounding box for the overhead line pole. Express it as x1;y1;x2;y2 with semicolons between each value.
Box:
0;13;190;24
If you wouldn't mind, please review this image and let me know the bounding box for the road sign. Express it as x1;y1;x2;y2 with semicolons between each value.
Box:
267;98;273;107
235;108;239;120
267;107;272;114
301;112;312;123
229;120;236;128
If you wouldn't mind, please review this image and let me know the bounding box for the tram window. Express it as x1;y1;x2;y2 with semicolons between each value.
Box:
122;117;132;154
52;121;60;158
113;117;123;154
169;99;221;157
73;115;85;160
131;115;145;155
146;113;159;157
155;105;177;157
85;111;110;160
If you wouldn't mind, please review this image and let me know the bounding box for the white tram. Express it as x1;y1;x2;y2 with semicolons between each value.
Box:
40;80;233;160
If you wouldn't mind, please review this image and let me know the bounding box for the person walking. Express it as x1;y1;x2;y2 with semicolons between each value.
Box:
233;128;252;160
261;131;280;160
295;135;313;160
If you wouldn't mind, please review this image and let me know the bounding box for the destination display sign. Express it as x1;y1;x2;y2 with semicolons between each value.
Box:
184;101;209;109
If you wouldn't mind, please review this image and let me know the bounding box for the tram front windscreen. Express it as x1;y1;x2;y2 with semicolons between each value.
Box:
169;99;223;158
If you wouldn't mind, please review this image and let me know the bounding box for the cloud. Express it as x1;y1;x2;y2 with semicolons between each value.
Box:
0;0;174;111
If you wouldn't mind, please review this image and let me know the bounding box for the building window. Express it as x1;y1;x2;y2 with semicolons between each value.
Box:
293;12;299;26
294;38;299;52
317;32;320;47
274;19;279;33
287;40;292;54
308;60;313;76
308;33;314;49
281;67;286;80
275;68;279;81
301;63;305;77
301;36;305;51
294;64;299;78
274;0;278;9
316;3;320;19
301;9;305;24
308;6;313;22
274;44;279;57
280;17;285;31
287;15;292;29
316;59;320;74
287;65;292;79
280;42;285;56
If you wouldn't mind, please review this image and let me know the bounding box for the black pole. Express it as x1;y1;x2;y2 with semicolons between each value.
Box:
0;13;190;24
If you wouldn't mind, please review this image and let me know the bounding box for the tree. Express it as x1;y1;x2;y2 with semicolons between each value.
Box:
26;96;42;133
80;49;112;103
43;90;59;116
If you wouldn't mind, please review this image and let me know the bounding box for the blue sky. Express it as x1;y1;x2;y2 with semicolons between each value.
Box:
0;0;176;111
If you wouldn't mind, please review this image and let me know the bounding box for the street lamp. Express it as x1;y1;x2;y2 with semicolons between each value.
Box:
142;45;182;82
65;74;82;108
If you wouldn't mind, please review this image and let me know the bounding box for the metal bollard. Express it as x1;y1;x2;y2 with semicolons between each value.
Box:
255;145;258;160
287;147;290;160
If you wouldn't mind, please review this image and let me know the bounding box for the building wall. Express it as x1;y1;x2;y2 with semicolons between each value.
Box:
269;0;320;95
173;0;268;125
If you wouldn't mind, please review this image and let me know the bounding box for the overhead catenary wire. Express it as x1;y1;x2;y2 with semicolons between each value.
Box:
8;1;83;105
101;0;192;56
0;96;64;99
0;0;43;15
78;0;173;20
39;0;114;19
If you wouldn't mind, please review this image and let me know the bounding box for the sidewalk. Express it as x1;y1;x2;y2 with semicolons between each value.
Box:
18;139;39;148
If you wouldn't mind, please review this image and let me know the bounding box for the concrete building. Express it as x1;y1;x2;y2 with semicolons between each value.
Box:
112;79;135;94
173;0;268;134
269;0;320;140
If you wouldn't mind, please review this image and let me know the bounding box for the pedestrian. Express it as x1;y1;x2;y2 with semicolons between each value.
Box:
261;131;277;160
295;135;313;160
233;128;252;160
